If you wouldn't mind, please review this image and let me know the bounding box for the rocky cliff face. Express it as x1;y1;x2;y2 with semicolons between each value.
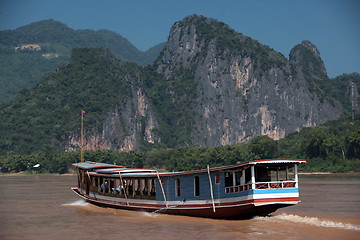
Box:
65;87;159;152
100;87;159;151
57;48;160;153
155;15;342;147
73;15;343;151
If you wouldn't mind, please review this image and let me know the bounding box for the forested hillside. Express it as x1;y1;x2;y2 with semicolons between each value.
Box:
326;73;360;113
0;19;164;103
0;48;147;154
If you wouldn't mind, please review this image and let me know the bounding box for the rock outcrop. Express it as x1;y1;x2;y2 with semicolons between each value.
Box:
155;15;342;147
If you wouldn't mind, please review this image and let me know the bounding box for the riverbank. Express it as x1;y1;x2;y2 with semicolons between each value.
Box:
0;171;76;176
299;172;360;176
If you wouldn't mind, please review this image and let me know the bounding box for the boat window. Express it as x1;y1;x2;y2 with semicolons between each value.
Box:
287;166;295;180
194;176;200;196
139;179;145;195
257;165;296;182
110;179;115;192
245;168;252;184
99;178;103;192
225;172;233;187
278;168;287;181
215;173;221;184
128;179;133;196
94;177;98;187
114;179;120;194
134;179;140;195
255;166;271;182
176;178;181;197
99;179;109;193
235;171;242;185
91;176;96;187
87;174;159;199
150;179;156;196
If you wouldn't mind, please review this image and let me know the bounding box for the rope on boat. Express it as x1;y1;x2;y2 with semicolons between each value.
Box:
207;165;216;212
118;172;129;206
156;171;168;208
153;204;178;214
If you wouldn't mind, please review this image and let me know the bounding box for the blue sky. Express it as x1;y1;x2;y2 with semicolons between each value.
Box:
0;0;359;78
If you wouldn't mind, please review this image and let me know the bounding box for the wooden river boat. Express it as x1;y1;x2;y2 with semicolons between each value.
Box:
71;158;306;219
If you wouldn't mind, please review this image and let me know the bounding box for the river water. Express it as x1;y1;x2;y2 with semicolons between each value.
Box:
0;174;359;240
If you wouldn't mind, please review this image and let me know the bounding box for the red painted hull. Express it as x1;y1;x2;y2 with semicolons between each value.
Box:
71;188;294;219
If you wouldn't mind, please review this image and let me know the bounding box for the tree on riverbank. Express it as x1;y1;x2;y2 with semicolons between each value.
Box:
1;115;359;174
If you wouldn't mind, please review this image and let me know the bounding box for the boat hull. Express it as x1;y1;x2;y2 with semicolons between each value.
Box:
71;187;297;219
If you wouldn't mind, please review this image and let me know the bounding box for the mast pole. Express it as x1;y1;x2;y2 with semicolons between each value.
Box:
80;110;85;162
351;81;355;121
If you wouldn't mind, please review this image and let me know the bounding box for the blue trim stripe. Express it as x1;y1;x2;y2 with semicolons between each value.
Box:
253;188;299;194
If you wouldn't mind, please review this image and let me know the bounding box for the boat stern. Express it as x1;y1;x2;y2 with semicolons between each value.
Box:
252;187;300;207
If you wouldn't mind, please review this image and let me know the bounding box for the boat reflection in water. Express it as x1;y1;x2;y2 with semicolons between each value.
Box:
72;159;306;219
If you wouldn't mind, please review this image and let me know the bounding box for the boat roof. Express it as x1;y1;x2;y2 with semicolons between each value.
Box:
76;159;306;178
72;162;126;170
95;168;157;174
248;159;307;165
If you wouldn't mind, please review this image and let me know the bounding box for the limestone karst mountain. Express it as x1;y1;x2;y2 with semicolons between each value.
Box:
0;15;350;155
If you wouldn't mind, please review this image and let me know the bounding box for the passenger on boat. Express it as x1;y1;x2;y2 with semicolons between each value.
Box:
100;181;109;193
104;181;108;193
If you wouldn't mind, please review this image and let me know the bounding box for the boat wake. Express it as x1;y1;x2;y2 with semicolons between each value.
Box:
255;213;360;231
141;212;160;218
63;200;89;207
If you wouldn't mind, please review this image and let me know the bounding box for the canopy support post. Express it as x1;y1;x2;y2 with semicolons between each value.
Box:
251;165;255;189
294;164;299;188
207;165;216;212
156;171;168;208
119;172;129;206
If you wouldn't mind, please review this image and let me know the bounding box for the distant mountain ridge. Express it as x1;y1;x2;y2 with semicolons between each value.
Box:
0;19;165;103
0;15;359;155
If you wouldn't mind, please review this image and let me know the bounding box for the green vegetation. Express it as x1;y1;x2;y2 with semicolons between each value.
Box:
1;115;359;174
0;47;67;103
0;48;138;154
325;73;360;113
0;46;197;156
143;65;197;148
0;19;164;103
278;115;360;172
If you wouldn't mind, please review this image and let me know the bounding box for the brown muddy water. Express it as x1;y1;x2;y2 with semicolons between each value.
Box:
0;174;359;240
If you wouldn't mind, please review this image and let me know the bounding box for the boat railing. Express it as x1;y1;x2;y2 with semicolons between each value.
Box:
255;180;296;189
225;180;296;193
